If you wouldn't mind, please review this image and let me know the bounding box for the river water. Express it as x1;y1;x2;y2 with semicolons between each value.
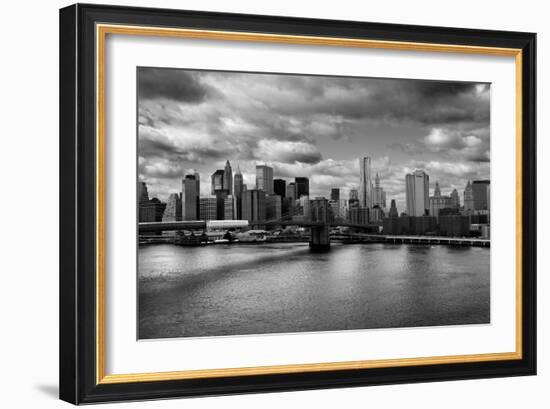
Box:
138;243;490;339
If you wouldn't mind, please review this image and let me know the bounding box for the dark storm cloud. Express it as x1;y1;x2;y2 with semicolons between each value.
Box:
138;68;212;102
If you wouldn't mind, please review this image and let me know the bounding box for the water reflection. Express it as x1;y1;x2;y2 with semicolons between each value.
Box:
138;243;490;339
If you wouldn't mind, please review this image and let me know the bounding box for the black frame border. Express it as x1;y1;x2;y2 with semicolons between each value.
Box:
59;3;536;404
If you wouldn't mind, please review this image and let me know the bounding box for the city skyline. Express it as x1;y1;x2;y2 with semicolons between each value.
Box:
138;67;490;211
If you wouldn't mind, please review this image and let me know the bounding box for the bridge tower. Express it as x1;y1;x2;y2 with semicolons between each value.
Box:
309;198;330;251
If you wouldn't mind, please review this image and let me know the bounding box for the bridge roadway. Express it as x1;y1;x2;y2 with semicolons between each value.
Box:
138;220;378;232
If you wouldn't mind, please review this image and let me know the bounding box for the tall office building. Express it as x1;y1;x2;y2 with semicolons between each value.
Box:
286;182;296;201
405;170;429;217
194;171;200;197
256;165;274;194
373;173;386;208
214;189;229;220
359;157;373;208
223;160;233;195
295;177;309;198
388;199;399;218
162;193;182;222
223;195;234;220
233;166;244;219
138;181;150;203
211;169;224;194
429;181;453;221
182;174;199;220
464;180;474;211
266;195;282;221
450;188;460;208
242;189;266;223
199;196;217;221
472;180;490;210
273;179;286;198
330;188;340;201
349;189;359;201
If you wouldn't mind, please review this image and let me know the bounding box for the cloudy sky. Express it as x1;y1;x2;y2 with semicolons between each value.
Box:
138;67;490;213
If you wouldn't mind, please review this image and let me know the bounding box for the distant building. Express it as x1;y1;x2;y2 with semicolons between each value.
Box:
266;194;282;221
359;157;373;208
370;206;384;223
429;181;453;221
384;215;436;235
256;165;274;194
242;189;266;224
215;189;229;220
199;196;217;221
450;188;460;209
330;188;340;201
440;215;471;237
406;170;429;217
464;180;474;211
233;166;244;219
182;174;199;220
349;207;369;225
472;180;490;210
223;160;233;195
138;181;150;203
388;199;399;218
299;195;311;220
286;182;296;202
162;193;182;222
373;173;386;208
223;195;234;220
349;189;359;201
295;177;310;198
273;179;286;198
211;169;224;194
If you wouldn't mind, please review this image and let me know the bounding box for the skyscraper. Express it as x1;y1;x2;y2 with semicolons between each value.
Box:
464;180;474;211
273;179;286;198
450;188;460;208
429;181;453;221
295;177;309;198
182;174;199;220
405;170;429;217
330;188;340;201
199;196;217;220
138;181;149;203
242;189;266;223
472;180;490;210
162;193;182;222
223;195;234;220
223;160;233;195
373;173;386;208
349;189;359;201
266;195;282;221
286;182;296;201
233;166;244;219
256;165;274;194
389;199;399;218
211;169;224;194
359;157;373;208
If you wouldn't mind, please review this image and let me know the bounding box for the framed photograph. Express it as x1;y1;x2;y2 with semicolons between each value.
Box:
59;3;536;404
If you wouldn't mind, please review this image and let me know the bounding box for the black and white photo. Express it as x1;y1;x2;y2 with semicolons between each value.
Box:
137;67;491;339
